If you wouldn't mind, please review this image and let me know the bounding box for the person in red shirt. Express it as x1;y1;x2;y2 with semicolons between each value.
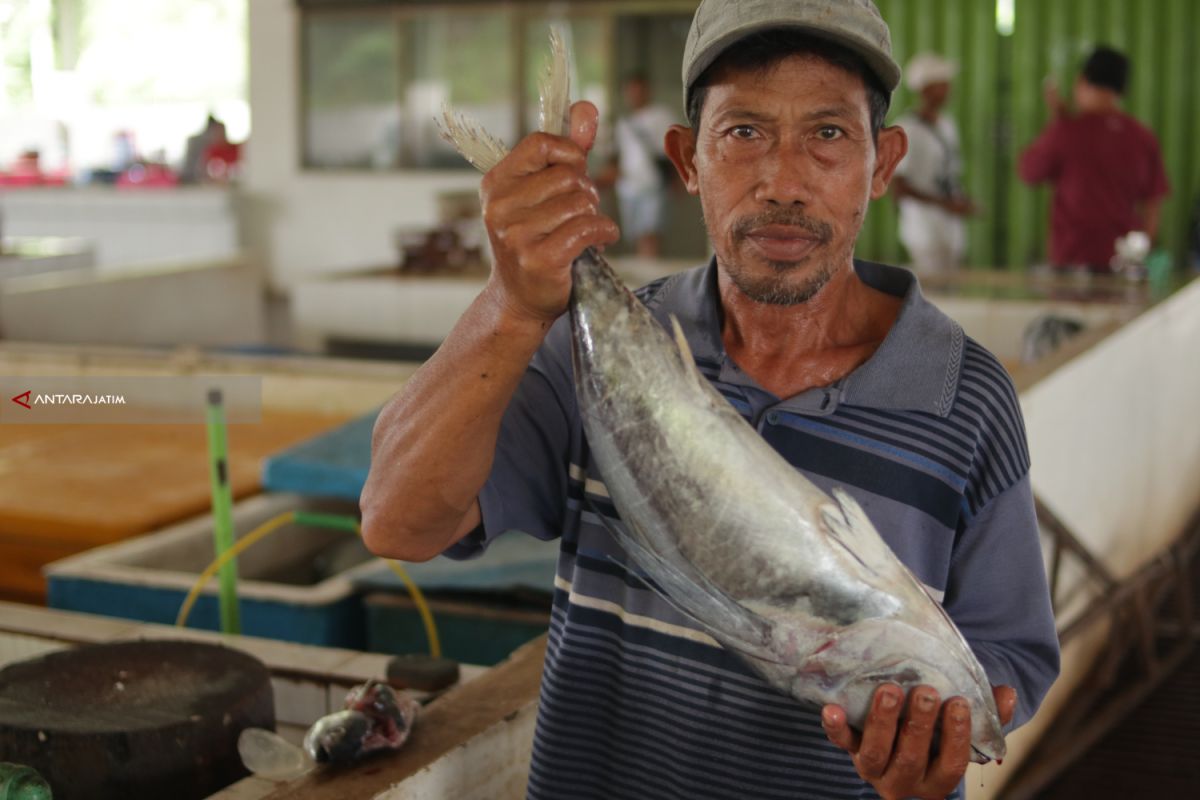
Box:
1019;46;1169;273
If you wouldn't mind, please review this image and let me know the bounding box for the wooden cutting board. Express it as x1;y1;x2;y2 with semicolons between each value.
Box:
0;409;351;603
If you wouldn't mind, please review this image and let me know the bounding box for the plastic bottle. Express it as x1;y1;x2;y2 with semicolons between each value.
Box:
0;763;52;800
1146;249;1172;296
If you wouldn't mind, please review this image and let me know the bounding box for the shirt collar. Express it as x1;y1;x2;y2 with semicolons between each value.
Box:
642;257;964;417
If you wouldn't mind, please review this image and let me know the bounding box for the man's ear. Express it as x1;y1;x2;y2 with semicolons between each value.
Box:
665;124;700;195
870;124;908;200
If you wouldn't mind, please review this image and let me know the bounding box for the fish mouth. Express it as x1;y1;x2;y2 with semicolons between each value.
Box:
347;682;413;751
362;710;405;751
970;744;992;765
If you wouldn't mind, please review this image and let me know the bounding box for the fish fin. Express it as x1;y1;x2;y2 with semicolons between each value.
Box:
820;488;914;582
669;315;695;364
601;553;713;631
823;492;992;684
585;499;779;664
668;315;712;393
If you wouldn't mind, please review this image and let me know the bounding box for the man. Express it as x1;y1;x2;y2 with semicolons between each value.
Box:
181;115;221;184
603;73;678;258
362;1;1059;798
1019;46;1169;274
892;52;975;275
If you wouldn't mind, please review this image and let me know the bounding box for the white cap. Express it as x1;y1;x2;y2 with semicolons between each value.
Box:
905;52;958;92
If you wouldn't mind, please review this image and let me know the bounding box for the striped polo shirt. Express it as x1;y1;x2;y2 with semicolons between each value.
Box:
449;259;1060;800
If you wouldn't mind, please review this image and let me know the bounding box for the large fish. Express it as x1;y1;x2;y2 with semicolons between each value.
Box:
439;30;1005;762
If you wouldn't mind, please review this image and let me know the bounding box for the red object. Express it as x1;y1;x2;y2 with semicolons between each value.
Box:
202;140;241;180
1019;111;1169;269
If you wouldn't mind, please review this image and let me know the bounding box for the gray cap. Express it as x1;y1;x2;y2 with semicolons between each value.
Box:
682;0;902;108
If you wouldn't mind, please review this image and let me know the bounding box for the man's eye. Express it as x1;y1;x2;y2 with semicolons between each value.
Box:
729;125;757;139
816;126;844;141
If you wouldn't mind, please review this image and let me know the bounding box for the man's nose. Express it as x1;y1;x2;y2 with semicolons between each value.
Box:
755;137;816;206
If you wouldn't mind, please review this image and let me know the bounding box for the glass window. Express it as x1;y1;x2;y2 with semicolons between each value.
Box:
302;7;516;170
299;2;695;172
404;10;517;168
302;13;401;169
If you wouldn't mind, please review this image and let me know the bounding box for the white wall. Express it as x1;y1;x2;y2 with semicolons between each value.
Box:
0;187;239;269
244;0;483;290
973;277;1200;798
1023;278;1200;578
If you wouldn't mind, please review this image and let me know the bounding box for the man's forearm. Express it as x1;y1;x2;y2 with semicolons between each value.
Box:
892;176;944;208
359;282;554;561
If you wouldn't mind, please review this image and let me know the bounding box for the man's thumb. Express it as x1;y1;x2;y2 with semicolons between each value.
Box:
568;101;600;153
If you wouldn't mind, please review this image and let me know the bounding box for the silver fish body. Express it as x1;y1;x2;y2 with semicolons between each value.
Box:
569;251;1006;762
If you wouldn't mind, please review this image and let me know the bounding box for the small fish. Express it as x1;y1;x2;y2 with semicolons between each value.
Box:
439;30;1006;762
303;681;419;766
1021;314;1084;363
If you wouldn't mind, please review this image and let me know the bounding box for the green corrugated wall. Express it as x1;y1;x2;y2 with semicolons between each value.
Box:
856;0;1200;270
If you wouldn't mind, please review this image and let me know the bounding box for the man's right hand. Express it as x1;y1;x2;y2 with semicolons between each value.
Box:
361;101;619;562
479;100;620;326
1042;76;1067;119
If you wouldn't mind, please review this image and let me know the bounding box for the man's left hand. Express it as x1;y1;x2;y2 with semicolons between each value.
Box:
821;684;1016;800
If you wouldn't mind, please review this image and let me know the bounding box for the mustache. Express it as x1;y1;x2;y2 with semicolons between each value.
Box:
732;209;833;244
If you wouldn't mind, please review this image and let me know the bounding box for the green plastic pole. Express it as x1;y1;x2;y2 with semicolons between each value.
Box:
205;388;240;635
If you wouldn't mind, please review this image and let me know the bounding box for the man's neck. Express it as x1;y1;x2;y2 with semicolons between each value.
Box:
717;264;903;399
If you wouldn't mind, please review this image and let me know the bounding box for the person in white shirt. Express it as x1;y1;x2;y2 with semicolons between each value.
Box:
606;74;678;258
892;53;975;275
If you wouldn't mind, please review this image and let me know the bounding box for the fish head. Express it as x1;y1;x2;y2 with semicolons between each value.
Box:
302;709;372;765
304;681;420;765
345;680;405;719
345;680;420;753
968;695;1007;764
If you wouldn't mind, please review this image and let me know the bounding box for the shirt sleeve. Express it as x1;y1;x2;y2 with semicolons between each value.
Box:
943;474;1061;728
442;316;576;560
1018;120;1066;185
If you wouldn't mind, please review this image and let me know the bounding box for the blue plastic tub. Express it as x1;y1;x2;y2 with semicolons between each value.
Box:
44;493;374;648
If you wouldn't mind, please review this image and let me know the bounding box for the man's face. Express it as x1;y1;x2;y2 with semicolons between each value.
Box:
921;80;951;109
668;54;904;305
624;79;650;111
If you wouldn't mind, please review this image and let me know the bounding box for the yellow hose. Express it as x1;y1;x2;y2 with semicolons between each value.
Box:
175;510;441;658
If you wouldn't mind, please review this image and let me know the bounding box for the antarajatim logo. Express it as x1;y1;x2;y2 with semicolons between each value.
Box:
11;390;32;409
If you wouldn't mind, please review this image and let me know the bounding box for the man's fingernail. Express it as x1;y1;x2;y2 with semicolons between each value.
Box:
821;708;835;727
951;703;969;724
917;692;936;711
879;691;899;710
